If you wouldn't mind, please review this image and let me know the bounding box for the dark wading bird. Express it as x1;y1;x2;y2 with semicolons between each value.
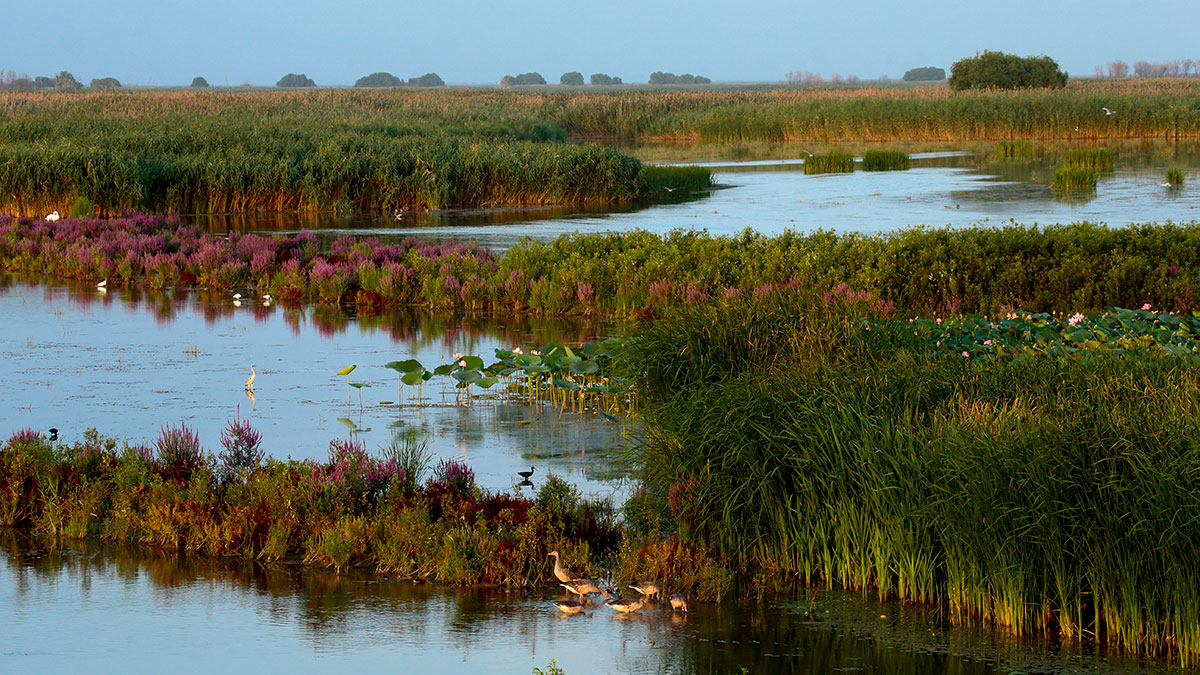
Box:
518;466;535;480
48;428;58;441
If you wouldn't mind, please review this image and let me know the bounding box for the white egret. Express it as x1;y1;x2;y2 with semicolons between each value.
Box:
244;365;256;391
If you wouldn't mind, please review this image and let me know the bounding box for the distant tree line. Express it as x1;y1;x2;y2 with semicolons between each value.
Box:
0;70;92;90
902;66;945;81
648;72;711;85
354;72;445;87
948;51;1067;90
1097;59;1199;78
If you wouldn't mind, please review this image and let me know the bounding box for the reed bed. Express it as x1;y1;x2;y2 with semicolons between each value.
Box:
994;140;1038;159
860;149;911;171
803;152;855;174
1051;166;1098;191
640;165;714;194
1167;167;1185;185
623;290;1200;665
1061;147;1115;172
6;215;1200;318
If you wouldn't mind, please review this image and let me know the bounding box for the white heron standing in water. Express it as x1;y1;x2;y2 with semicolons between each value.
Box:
244;365;256;391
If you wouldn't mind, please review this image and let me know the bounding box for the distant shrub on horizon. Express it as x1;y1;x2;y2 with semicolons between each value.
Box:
649;72;711;85
190;76;210;87
589;73;622;85
560;71;584;85
90;77;121;90
406;72;444;87
902;66;945;81
500;72;546;86
276;73;316;88
949;51;1067;90
356;71;404;87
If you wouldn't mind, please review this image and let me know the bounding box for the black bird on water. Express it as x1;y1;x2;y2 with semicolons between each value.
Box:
48;428;58;441
517;466;535;480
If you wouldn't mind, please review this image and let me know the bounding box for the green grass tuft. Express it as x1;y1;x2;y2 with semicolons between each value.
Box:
861;149;911;171
1051;166;1097;191
1062;147;1114;172
804;152;855;174
1166;167;1185;186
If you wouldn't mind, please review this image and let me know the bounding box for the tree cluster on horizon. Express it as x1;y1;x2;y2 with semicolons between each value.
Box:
354;72;444;87
1096;59;1199;78
948;51;1067;90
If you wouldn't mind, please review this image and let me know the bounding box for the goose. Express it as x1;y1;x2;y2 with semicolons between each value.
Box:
629;581;661;602
606;597;644;613
244;365;256;391
547;550;578;583
669;594;688;612
561;580;609;602
553;597;592;614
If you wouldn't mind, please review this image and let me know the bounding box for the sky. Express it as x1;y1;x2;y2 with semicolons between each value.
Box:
8;0;1200;86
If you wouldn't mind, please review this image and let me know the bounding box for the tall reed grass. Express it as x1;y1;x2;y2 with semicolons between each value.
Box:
1051;166;1098;191
623;291;1200;665
860;149;911;171
804;152;855;174
1062;147;1115;171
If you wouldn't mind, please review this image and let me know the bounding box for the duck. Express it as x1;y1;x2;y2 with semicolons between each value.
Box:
606;597;644;614
553;597;592;614
630;581;661;603
561;580;609;602
547;550;578;583
669;594;688;612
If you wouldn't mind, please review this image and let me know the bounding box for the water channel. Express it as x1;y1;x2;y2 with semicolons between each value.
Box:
3;144;1199;672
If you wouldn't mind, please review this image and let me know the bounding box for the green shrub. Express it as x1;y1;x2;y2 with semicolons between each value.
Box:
949;51;1067;90
559;72;584;86
276;73;316;87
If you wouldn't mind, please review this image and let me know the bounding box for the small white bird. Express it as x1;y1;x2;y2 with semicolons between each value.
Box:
45;211;60;222
233;293;242;300
96;279;107;289
1102;107;1115;116
262;293;272;301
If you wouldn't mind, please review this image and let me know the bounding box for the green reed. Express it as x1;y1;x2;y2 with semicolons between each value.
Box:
623;293;1200;665
1051;166;1097;191
640;165;714;194
1167;167;1185;186
1062;147;1115;172
860;149;911;171
994;140;1038;159
804;152;855;174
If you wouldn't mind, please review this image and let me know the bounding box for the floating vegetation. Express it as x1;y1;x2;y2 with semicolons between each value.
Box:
803;152;855;174
1167;166;1185;186
860;149;911;171
1051;166;1097;191
1062;147;1114;172
994;140;1037;159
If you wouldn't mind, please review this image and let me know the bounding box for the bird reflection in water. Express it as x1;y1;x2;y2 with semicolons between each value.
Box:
245;388;256;410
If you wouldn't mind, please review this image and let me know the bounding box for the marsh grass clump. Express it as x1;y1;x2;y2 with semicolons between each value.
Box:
803;152;855;174
380;429;432;491
1062;147;1114;172
1166;167;1185;186
155;422;204;480
1051;166;1097;191
640;165;713;195
994;140;1038;159
861;149;911;171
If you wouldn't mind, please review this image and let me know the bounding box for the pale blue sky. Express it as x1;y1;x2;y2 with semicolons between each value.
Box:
8;0;1200;86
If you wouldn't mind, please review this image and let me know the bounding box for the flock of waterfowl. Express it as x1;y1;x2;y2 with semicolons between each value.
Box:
548;550;688;617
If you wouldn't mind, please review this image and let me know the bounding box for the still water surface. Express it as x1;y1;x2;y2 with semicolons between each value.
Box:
2;532;1158;674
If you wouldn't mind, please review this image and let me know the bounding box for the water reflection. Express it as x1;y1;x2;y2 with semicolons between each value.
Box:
2;531;1160;674
0;276;632;498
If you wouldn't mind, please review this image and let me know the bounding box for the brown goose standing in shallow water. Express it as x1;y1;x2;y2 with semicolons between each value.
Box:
669;594;688;612
630;581;661;603
561;580;609;602
547;550;578;583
